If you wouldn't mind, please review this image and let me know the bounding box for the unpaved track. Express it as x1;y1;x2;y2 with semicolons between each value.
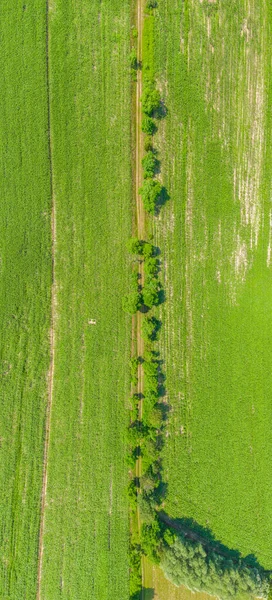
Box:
135;0;146;597
36;2;55;598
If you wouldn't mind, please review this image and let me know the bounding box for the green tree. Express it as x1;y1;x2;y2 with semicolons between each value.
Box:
142;279;160;307
142;241;154;258
144;256;159;277
141;87;161;116
126;237;143;254
122;292;141;314
142;151;158;178
139;179;162;214
142;116;156;135
142;316;160;341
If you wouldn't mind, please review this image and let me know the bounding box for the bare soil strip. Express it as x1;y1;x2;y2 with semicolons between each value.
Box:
36;3;56;598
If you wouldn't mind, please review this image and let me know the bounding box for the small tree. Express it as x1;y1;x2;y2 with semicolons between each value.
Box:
122;292;141;314
142;279;160;307
142;241;154;258
142;151;158;179
142;116;156;135
126;237;143;255
141;87;161;116
139;179;162;214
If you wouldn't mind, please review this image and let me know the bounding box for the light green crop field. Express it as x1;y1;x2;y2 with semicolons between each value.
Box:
39;1;132;599
0;2;51;599
154;0;272;571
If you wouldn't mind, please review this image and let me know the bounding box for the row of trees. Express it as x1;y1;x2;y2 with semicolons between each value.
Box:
122;238;162;314
161;531;270;600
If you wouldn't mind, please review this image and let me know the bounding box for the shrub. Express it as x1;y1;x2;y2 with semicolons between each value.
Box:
142;152;158;178
129;541;142;598
138;493;157;524
126;237;143;255
139;179;162;214
142;116;156;135
127;479;138;511
122;292;141;314
129;357;139;386
141;87;161;116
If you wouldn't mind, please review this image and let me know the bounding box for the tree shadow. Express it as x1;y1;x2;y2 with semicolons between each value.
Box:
158;512;272;573
143;590;155;600
155;187;170;215
154;99;168;120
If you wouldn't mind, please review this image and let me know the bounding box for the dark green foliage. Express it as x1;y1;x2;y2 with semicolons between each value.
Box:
129;48;137;70
146;0;158;9
141;87;161;116
126;237;143;255
139;179;162;214
142;152;158;179
122;292;141;314
142;116;156;135
126;447;138;469
142;279;160;308
162;532;270;600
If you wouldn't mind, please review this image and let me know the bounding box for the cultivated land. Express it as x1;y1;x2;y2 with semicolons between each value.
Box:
0;2;52;599
38;2;132;599
153;0;272;574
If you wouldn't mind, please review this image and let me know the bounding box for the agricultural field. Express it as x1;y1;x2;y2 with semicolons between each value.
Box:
39;1;132;600
154;0;272;575
0;2;52;599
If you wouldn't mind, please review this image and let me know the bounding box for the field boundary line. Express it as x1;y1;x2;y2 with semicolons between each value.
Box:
36;1;56;598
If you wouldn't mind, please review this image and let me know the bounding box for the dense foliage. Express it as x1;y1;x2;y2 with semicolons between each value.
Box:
161;532;270;600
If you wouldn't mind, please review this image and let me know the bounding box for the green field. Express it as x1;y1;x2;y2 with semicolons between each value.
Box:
0;2;51;598
39;1;132;599
154;0;272;571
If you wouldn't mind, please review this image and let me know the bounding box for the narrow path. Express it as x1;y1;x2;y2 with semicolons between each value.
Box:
36;2;55;598
135;0;145;597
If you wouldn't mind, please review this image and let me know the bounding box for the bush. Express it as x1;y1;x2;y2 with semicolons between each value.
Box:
142;279;160;307
127;479;138;510
138;493;157;524
129;357;139;386
142;116;156;135
142;152;158;178
126;237;143;255
129;541;142;598
141;87;161;116
139;179;162;214
122;292;141;314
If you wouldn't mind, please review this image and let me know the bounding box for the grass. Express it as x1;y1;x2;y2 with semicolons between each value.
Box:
0;2;52;599
153;0;272;576
39;1;132;599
